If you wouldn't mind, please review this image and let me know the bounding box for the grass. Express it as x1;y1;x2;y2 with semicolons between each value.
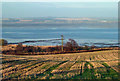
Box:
96;62;119;79
45;61;68;79
71;62;96;79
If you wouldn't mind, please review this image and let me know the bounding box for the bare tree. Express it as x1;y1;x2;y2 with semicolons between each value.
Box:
65;39;79;51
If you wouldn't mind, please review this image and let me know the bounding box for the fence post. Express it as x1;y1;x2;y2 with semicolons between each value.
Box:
61;35;64;52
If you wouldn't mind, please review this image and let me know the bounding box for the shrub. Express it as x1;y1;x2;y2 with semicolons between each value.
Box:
64;39;79;51
0;39;8;46
16;43;23;53
83;45;90;50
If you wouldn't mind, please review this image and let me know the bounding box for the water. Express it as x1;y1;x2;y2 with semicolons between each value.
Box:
2;26;118;47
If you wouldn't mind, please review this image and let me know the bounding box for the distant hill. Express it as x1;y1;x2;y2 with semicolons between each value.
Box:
2;17;117;28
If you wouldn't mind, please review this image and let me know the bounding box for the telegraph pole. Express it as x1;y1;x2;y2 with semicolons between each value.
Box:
61;35;64;52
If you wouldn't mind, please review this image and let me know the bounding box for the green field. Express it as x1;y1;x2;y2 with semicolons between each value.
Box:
2;50;119;80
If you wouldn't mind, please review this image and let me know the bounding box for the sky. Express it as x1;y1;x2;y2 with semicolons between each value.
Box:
1;0;119;2
2;2;118;18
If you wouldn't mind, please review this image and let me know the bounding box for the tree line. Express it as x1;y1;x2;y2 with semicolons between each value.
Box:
2;39;97;55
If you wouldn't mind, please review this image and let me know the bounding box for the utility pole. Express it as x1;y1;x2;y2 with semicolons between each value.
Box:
61;35;64;52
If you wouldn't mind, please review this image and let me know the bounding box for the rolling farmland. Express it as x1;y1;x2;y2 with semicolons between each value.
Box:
1;50;119;80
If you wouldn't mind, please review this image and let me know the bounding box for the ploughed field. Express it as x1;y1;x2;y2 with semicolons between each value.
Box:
1;50;119;80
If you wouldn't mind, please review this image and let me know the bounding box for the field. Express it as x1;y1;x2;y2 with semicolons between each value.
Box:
1;50;119;80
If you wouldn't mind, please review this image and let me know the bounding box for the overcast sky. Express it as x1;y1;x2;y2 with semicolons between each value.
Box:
2;2;118;18
1;0;119;2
